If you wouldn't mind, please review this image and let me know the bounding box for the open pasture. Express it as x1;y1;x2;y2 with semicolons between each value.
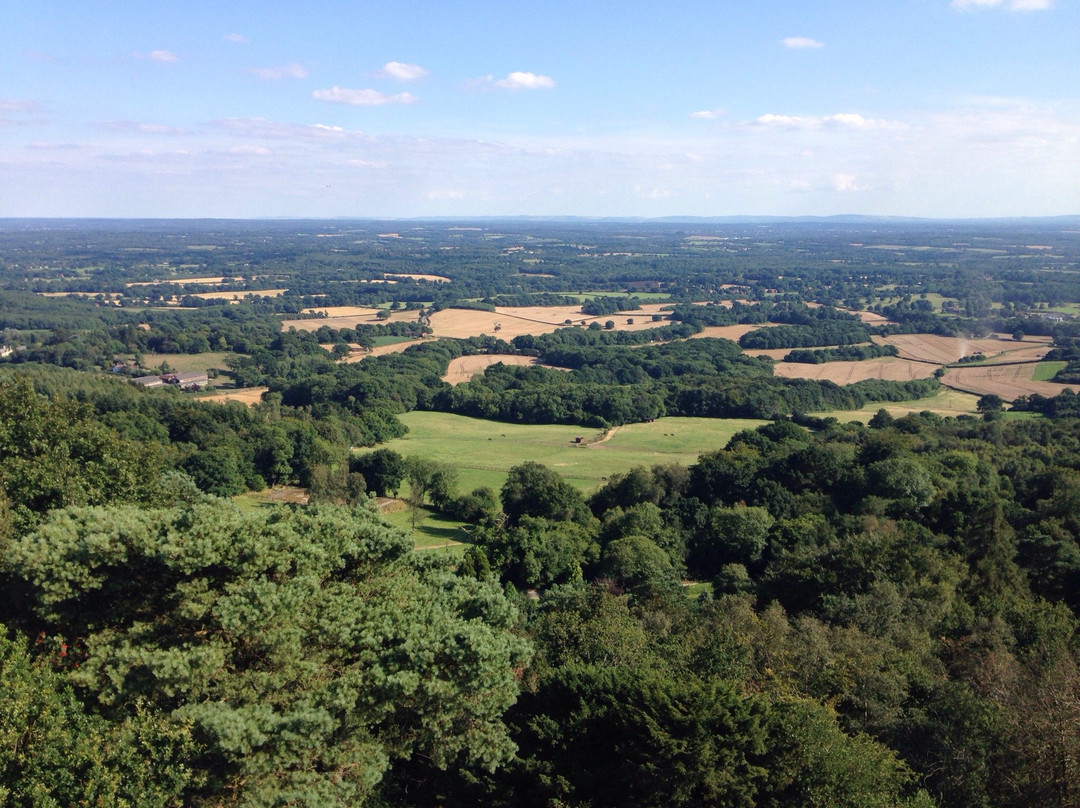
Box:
941;364;1080;400
138;351;234;375
773;357;939;384
363;411;767;494
816;387;981;422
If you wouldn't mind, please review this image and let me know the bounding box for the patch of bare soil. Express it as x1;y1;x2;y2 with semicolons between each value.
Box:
203;386;268;406
266;486;309;505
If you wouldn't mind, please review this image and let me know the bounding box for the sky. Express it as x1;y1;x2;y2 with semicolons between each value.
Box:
2;0;1079;219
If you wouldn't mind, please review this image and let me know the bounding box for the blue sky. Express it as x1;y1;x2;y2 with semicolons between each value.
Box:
2;0;1078;218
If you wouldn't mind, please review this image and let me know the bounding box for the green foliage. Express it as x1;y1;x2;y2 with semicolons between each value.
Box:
0;376;160;530
4;502;530;806
501;461;594;526
503;665;769;808
0;631;197;807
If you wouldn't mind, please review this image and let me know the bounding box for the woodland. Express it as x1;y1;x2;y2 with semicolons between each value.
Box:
2;217;1080;807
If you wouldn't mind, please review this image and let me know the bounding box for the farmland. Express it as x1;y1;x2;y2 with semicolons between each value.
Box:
360;411;768;494
773;356;939;384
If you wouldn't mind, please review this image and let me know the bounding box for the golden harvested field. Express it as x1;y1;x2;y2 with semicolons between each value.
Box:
877;334;1051;364
126;277;231;287
773;357;939;384
339;340;424;361
941;364;1080;400
691;324;775;342
425;303;674;340
384;272;451;282
442;354;559;384
187;289;288;300
282;308;421;331
850;310;894;325
201;386;268;406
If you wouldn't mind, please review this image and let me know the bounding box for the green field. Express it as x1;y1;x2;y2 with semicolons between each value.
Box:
362;412;768;494
379;504;470;558
1033;360;1068;382
136;351;236;375
815;387;981;422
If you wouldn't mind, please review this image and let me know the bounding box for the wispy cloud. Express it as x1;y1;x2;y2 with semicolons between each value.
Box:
312;87;418;105
95;120;187;135
0;99;40;114
690;108;725;120
782;36;824;49
133;50;179;63
377;61;428;81
0;98;43;125
230;145;272;155
212;117;364;141
750;112;902;130
952;0;1054;10
252;63;309;80
224;33;249;44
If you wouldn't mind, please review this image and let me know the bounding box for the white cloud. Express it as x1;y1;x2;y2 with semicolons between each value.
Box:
782;36;824;49
224;33;249;44
832;173;860;191
493;71;555;90
230;145;272;155
252;63;309;80
377;61;428;81
690;108;725;120
952;0;1054;10
312;87;418;105
750;112;902;130
140;50;179;63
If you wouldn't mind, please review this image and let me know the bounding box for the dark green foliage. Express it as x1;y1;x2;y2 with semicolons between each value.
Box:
4;502;530;806
501;461;594;526
350;448;406;497
503;665;769;808
785;342;899;363
0;631;198;807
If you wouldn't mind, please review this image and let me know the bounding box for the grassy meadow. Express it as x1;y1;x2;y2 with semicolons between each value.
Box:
815;387;981;422
361;411;768;495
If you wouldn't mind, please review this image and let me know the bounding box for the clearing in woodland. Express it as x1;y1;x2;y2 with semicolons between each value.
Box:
359;411;767;495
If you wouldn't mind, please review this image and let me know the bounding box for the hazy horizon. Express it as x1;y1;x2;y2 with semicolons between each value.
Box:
4;1;1079;220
